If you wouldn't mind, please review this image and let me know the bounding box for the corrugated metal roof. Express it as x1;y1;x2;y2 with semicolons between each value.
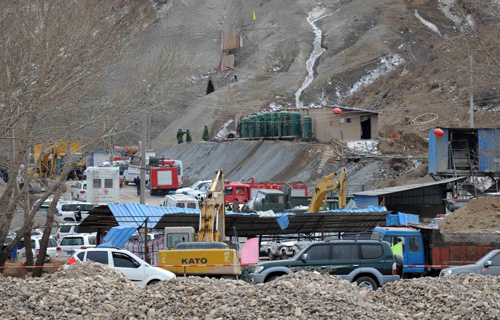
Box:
353;177;465;196
325;105;382;114
98;225;137;248
220;54;234;72
221;29;242;51
80;204;389;235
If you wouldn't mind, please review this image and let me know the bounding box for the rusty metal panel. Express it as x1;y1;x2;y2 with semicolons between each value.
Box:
220;54;234;72
221;29;242;52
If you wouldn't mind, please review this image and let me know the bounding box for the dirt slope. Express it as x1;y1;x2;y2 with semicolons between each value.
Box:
106;0;500;153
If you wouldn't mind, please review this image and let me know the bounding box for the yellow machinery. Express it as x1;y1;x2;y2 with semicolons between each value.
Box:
158;170;241;276
33;142;85;178
307;167;347;212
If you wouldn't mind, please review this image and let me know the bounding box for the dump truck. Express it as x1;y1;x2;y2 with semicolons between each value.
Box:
371;225;500;277
158;170;241;277
224;181;307;204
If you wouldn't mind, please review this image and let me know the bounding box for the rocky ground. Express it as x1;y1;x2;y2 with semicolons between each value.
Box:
1;261;499;319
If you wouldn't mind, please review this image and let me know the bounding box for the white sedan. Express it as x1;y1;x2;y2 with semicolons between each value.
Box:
65;248;175;287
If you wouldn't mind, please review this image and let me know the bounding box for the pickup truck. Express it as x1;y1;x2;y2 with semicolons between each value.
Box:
251;240;402;290
372;226;500;277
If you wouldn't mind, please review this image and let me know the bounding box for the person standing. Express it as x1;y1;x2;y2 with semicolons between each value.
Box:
185;128;192;143
134;176;141;196
202;124;209;141
75;206;82;222
176;128;184;144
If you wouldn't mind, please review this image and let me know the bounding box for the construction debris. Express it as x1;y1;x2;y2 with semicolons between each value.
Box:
1;262;500;319
439;197;500;232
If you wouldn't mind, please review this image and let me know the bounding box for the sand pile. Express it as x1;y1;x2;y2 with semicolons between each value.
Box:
439;197;500;232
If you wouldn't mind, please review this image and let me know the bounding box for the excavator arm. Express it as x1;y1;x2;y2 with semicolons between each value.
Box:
197;170;226;242
307;167;347;212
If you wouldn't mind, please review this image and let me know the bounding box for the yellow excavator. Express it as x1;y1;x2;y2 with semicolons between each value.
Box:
158;170;241;277
307;167;347;212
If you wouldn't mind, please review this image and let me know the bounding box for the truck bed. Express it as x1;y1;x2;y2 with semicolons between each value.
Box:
421;228;500;266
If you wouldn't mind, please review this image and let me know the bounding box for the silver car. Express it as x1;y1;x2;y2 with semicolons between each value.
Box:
440;249;500;277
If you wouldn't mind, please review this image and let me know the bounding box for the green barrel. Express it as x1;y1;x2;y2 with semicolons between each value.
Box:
271;113;279;137
289;112;301;137
255;114;265;137
248;115;257;138
302;116;313;140
242;118;249;138
263;113;272;137
278;111;289;136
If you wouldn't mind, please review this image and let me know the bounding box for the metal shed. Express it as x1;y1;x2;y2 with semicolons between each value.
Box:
353;177;465;219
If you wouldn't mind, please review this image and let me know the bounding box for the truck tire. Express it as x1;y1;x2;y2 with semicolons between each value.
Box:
356;276;378;291
394;254;404;277
125;181;129;186
281;251;287;260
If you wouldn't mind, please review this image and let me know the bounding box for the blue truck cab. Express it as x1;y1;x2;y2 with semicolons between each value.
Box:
372;226;425;273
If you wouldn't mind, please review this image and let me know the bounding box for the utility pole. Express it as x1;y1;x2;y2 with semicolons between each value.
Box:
139;140;146;204
469;55;474;128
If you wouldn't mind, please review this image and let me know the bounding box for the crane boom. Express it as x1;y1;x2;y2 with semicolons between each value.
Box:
307;167;347;212
198;169;226;242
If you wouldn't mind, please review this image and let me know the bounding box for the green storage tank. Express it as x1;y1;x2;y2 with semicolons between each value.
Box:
302;116;313;140
289;112;301;137
248;115;257;138
278;111;289;136
263;113;272;137
255;114;265;137
271;113;279;137
242;118;249;138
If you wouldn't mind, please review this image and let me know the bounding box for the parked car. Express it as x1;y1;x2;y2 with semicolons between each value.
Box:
71;181;87;201
65;248;176;287
18;236;60;262
440;249;500;277
59;234;96;257
251;240;402;290
55;224;80;243
55;201;94;222
175;180;211;200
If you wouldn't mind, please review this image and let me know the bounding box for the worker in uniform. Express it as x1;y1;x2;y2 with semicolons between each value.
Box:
185;128;192;143
232;201;240;213
202;124;209;141
176;128;184;144
241;200;250;213
391;238;403;255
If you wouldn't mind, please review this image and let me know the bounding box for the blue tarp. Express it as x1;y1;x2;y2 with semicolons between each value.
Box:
386;212;419;226
276;215;290;230
97;225;138;248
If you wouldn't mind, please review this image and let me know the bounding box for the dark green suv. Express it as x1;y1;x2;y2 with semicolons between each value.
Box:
250;240;402;290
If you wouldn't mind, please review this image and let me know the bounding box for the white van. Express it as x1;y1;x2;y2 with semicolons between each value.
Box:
162;194;199;209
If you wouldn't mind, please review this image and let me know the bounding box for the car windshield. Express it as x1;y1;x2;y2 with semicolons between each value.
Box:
189;181;201;189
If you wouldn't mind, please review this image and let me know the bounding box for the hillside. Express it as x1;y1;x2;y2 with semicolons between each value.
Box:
107;0;498;149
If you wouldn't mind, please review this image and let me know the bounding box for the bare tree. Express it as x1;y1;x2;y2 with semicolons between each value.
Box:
0;0;185;273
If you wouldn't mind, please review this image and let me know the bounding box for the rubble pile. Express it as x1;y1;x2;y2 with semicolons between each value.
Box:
0;261;140;319
371;274;500;319
439;197;500;232
1;263;500;319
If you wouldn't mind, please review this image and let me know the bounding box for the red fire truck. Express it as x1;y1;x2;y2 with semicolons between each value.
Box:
149;159;180;196
224;179;308;204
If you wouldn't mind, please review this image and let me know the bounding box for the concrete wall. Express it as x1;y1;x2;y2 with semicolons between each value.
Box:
297;107;379;143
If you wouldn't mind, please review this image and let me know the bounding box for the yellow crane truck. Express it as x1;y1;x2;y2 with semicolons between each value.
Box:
158;170;241;277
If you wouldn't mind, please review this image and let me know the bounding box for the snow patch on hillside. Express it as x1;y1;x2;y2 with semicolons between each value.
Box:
337;54;404;100
414;10;442;36
347;140;381;155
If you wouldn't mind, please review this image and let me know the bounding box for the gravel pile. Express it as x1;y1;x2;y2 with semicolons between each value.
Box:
1;262;500;319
